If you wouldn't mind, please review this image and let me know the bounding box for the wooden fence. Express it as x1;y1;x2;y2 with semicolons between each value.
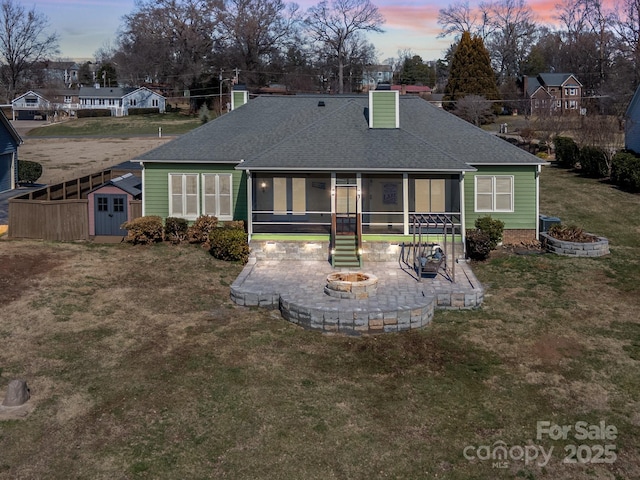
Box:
13;170;115;201
8;168;142;241
9;199;90;240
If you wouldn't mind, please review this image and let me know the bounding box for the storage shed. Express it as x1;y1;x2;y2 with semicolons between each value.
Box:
87;173;141;236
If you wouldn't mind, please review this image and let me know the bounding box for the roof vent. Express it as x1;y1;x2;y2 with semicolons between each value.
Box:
318;101;325;107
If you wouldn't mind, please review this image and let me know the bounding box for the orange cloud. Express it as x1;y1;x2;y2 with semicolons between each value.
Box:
379;4;439;32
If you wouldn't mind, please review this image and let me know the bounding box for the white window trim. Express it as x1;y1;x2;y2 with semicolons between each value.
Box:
202;173;233;220
474;175;514;213
168;173;200;220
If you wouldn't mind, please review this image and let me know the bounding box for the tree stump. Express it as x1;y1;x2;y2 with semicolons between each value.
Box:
2;379;30;407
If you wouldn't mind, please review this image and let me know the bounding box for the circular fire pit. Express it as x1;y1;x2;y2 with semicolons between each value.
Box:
324;272;378;299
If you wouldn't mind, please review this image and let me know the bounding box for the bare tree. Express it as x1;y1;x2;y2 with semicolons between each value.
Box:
555;0;615;92
305;0;384;93
437;0;492;40
218;0;300;86
575;113;623;175
453;94;494;126
611;0;640;85
117;0;221;92
0;0;59;101
484;0;537;82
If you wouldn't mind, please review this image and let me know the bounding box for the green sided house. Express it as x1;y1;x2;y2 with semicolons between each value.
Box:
137;87;544;265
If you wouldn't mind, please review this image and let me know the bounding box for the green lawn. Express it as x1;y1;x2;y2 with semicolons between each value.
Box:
25;112;202;137
0;165;638;479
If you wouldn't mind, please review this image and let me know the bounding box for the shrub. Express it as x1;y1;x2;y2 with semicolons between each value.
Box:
121;216;163;244
554;136;579;168
220;220;245;231
18;160;43;184
164;217;188;244
474;215;504;249
128;108;160;115
466;229;492;260
547;224;597;243
579;145;609;178
611;151;640;192
199;104;211;124
187;215;218;244
209;227;250;264
77;109;111;118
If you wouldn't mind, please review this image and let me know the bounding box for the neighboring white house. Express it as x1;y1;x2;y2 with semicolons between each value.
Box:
121;87;166;115
79;86;166;116
11;91;51;120
12;86;166;119
361;65;394;92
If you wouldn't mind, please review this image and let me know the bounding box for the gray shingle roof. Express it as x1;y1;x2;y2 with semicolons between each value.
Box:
90;173;142;197
79;86;134;98
538;73;581;87
136;94;544;171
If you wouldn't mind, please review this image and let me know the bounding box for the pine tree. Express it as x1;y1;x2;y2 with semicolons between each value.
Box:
443;31;500;111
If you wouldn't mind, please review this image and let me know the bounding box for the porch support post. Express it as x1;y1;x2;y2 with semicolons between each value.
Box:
460;171;466;258
140;162;146;216
330;173;336;256
403;173;409;235
246;169;253;238
535;165;541;240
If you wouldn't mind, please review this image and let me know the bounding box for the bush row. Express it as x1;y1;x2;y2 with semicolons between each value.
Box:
554;136;640;191
77;109;112;118
128;108;161;115
121;215;249;264
123;214;219;245
553;136;611;178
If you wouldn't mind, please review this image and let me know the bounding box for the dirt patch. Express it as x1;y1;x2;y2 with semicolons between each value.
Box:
0;251;62;303
531;334;583;366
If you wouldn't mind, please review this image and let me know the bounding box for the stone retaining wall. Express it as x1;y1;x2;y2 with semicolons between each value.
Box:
250;240;465;262
250;241;330;261
279;295;435;335
540;232;610;257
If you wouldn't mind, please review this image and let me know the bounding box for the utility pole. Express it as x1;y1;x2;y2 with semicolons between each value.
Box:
219;69;224;116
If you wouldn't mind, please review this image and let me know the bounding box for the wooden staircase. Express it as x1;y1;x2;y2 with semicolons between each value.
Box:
332;234;361;268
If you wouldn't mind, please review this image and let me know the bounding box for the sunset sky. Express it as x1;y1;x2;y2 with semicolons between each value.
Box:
38;0;597;63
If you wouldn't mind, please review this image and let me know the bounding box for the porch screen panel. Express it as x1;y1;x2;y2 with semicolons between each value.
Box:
336;187;356;213
414;178;445;212
273;177;287;214
292;177;306;215
415;179;430;212
431;179;445;212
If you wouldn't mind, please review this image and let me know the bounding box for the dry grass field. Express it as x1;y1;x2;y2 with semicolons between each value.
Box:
0;132;639;478
19;137;172;185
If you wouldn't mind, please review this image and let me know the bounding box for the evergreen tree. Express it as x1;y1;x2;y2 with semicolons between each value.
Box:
398;55;435;86
96;63;118;87
443;31;500;111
